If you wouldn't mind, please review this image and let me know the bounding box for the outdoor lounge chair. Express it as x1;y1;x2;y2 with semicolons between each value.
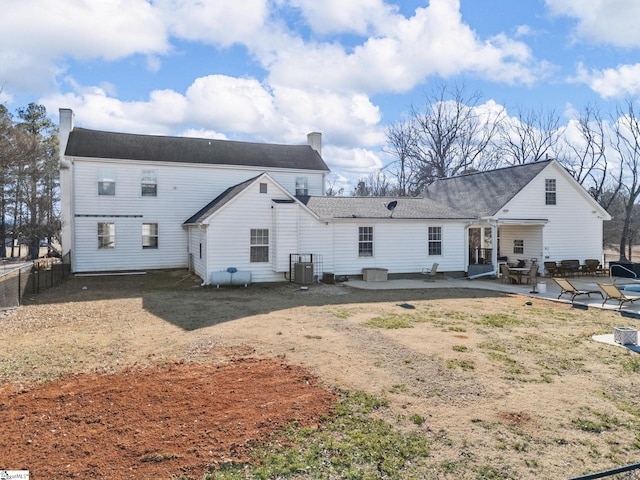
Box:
553;277;603;302
598;283;640;310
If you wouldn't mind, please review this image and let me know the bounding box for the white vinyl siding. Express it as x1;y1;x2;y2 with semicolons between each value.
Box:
70;161;325;273
501;162;603;262
272;202;299;272
330;222;465;276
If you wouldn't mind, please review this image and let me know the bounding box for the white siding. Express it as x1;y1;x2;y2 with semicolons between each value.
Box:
502;163;605;263
70;159;325;272
499;226;543;264
204;177;294;283
331;221;466;276
273;202;299;272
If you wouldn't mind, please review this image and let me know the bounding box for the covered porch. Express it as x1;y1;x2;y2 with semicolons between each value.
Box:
466;219;547;278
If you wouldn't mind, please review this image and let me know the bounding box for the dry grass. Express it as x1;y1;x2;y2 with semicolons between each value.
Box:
2;269;640;479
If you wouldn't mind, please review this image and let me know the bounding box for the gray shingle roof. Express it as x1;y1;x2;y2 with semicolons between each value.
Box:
65;128;330;171
184;176;259;224
423;160;552;216
299;196;472;220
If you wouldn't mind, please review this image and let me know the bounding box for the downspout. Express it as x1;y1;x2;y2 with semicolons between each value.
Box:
489;219;499;278
200;224;208;286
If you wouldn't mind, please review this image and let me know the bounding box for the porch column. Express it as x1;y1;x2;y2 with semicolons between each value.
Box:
491;222;498;275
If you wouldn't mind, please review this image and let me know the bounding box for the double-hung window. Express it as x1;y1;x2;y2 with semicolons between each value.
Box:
250;229;269;262
358;226;373;257
514;239;524;254
142;223;158;249
545;179;556;205
295;177;308;196
141;170;157;197
98;168;115;196
428;226;442;255
98;222;115;249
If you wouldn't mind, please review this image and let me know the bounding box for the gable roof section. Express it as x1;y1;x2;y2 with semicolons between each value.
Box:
299;196;472;220
423;160;552;217
65;128;330;171
184;176;260;225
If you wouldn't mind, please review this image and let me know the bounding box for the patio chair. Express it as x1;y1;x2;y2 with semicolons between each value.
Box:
552;277;603;302
500;264;518;284
422;262;439;282
583;259;600;275
560;259;581;277
544;261;560;277
598;283;640;310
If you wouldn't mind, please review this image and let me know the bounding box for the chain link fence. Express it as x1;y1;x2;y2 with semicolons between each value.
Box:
0;258;70;310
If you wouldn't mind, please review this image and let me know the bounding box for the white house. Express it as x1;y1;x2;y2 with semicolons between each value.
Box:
58;108;611;284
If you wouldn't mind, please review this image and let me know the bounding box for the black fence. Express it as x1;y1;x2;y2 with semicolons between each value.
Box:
568;462;640;479
0;259;70;309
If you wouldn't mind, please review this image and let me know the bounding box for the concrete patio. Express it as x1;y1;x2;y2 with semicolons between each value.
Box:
346;274;640;318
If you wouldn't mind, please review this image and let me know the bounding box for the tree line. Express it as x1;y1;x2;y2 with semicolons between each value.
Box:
0;103;59;260
348;83;640;261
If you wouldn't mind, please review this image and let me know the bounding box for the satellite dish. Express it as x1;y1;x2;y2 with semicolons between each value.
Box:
386;200;398;217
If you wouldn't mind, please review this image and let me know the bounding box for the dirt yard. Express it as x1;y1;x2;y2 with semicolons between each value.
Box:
1;270;639;479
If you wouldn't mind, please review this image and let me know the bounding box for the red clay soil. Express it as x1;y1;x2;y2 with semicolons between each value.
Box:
0;358;336;479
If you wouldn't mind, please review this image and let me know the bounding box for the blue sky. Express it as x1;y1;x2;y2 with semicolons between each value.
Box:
2;0;640;190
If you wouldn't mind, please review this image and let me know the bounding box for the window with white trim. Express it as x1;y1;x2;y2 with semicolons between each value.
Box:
295;177;308;196
428;226;442;255
358;226;373;257
142;223;158;249
514;239;524;254
141;170;157;197
98;168;115;196
545;178;556;205
250;229;269;262
98;222;115;249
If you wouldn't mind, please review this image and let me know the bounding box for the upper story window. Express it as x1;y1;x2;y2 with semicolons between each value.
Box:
428;226;442;255
250;229;269;262
545;179;556;205
259;183;268;193
358;226;373;257
296;177;308;196
141;170;157;197
98;167;115;196
142;223;158;249
98;222;115;249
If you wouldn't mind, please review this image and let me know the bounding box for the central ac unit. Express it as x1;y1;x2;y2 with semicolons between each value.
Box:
294;262;314;284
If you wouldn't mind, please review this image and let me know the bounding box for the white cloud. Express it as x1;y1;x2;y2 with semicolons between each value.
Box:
156;0;269;46
265;0;545;94
546;0;640;47
573;62;640;98
0;0;169;95
289;0;400;35
43;75;385;149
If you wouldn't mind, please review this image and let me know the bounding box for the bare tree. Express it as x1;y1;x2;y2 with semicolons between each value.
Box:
384;118;419;196
499;106;561;164
610;100;640;261
560;104;621;210
351;171;395;197
386;83;502;192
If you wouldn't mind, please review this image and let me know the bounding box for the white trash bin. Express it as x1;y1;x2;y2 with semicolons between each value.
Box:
537;281;547;293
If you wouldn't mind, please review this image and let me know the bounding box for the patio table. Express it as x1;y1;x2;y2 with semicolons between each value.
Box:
509;267;529;284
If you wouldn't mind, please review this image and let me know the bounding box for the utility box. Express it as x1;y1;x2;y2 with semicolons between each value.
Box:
294;262;314;284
